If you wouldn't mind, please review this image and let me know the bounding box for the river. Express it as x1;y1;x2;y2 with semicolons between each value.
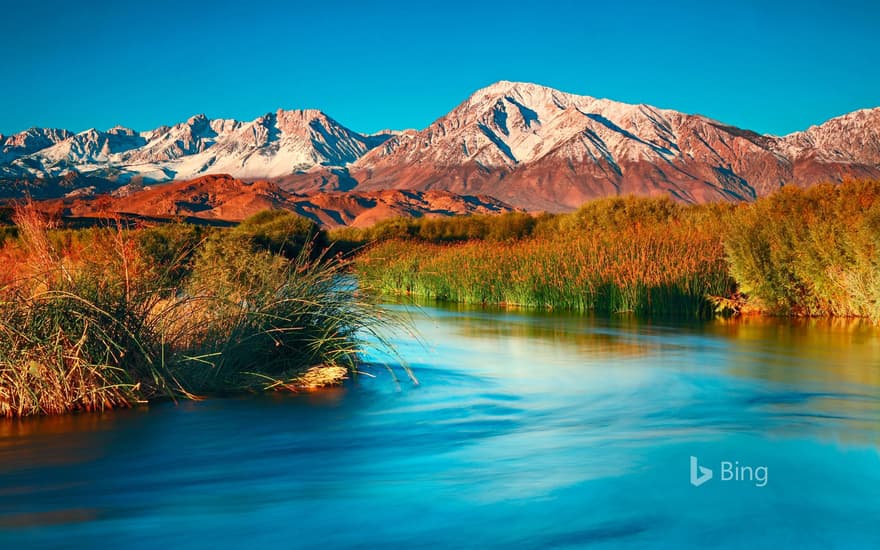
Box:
1;303;879;548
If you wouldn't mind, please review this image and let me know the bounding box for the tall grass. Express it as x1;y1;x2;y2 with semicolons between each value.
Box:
353;183;880;323
0;206;402;417
357;220;733;317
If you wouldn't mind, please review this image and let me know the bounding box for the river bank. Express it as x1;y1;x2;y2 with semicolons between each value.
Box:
351;181;880;323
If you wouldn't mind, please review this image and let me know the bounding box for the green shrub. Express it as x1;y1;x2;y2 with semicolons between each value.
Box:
0;226;17;247
561;196;683;232
725;181;880;320
136;223;211;286
233;210;326;259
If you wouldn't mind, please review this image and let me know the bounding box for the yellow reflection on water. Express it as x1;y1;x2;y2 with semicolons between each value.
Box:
0;409;135;470
438;309;659;359
711;316;880;388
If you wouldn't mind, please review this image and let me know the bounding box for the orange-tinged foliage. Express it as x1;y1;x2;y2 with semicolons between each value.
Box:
0;207;397;417
357;220;733;317
354;182;880;322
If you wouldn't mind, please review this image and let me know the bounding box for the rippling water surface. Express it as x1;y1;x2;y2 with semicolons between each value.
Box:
1;304;879;548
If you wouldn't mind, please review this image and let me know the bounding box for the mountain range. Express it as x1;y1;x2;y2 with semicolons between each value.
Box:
3;81;879;213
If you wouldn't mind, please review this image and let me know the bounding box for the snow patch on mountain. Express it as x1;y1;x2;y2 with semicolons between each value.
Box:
3;109;394;184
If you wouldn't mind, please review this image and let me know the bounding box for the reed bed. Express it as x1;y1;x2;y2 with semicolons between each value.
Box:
357;222;734;317
353;181;880;323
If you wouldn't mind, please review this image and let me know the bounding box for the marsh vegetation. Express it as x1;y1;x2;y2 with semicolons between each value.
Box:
0;208;396;417
347;181;880;322
2;180;878;417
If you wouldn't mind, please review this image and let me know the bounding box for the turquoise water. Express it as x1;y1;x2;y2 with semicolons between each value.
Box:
1;304;879;548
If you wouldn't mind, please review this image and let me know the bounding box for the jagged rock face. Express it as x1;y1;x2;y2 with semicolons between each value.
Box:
780;108;880;164
0;128;73;164
1;81;879;210
35;127;147;165
120;114;241;163
349;81;880;209
194;109;393;179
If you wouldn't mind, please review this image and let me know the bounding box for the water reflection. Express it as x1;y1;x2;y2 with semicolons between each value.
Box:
405;303;880;445
709;316;880;388
0;410;135;472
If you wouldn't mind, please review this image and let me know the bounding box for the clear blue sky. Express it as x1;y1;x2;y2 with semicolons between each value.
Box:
2;0;878;136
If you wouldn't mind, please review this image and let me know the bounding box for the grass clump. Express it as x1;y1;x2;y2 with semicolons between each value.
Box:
0;207;401;417
178;233;390;393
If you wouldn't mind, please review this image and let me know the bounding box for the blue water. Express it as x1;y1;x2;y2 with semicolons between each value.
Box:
1;304;879;548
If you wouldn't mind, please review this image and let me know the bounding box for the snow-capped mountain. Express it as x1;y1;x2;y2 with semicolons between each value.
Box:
120;114;241;163
2;81;879;209
1;128;73;164
2;109;394;187
778;107;880;165
34;126;146;165
182;109;391;179
343;81;880;209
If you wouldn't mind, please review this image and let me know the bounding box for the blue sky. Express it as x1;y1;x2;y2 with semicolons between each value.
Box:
2;0;878;136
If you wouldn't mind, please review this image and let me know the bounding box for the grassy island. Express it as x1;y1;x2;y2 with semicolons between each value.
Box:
0;208;397;417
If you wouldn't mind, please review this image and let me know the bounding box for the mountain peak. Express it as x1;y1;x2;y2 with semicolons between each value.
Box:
186;113;209;125
780;105;880;164
108;125;137;136
275;108;329;120
478;80;557;95
473;80;601;106
785;106;880;137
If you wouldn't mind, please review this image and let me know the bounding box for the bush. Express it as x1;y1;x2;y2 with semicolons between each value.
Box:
232;210;326;259
560;196;683;232
136;223;211;286
725;181;880;320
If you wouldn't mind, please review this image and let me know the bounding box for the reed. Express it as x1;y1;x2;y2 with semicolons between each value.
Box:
0;206;402;417
356;220;733;317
